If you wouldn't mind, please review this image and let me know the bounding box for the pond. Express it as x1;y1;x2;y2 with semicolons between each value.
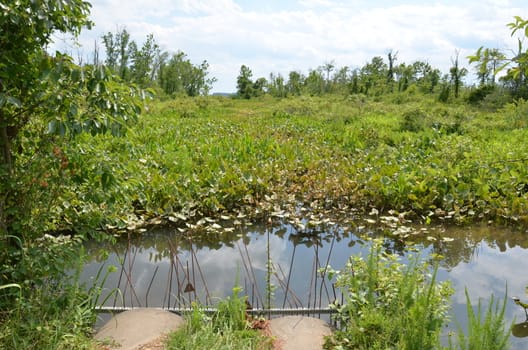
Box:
81;218;528;349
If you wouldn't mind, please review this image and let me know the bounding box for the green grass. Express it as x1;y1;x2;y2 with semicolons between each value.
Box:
0;270;98;350
448;290;510;350
166;286;273;350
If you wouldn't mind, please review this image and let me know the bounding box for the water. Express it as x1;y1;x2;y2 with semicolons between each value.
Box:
81;221;528;349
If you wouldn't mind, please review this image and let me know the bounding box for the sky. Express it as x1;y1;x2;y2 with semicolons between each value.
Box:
51;0;528;93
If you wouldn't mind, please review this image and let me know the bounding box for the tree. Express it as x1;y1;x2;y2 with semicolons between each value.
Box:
130;33;161;87
268;73;287;98
236;65;254;99
349;69;360;94
412;61;441;94
394;63;414;92
253;77;267;97
286;71;304;96
387;50;398;91
0;0;144;290
332;66;351;94
304;69;325;95
449;50;467;98
322;60;335;92
102;28;133;80
158;51;215;96
468;16;528;98
359;56;388;95
506;17;528;81
468;47;507;86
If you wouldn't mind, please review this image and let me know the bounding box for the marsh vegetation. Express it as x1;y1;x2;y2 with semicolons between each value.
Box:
2;1;528;347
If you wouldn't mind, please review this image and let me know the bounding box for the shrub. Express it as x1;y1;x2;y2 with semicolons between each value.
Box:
324;239;453;350
401;108;428;132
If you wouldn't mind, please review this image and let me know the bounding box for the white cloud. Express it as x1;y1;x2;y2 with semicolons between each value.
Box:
52;0;528;92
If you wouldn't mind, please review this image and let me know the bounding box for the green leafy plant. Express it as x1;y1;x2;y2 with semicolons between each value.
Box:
0;237;98;349
324;238;453;350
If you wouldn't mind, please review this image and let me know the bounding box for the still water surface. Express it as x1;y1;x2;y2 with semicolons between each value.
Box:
81;221;528;348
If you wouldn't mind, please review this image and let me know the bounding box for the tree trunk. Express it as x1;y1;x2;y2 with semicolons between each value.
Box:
0;111;13;235
0;126;12;175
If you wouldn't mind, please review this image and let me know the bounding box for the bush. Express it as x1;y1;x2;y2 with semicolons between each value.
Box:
467;85;495;105
502;98;528;129
401;108;428;132
0;236;97;349
324;239;453;350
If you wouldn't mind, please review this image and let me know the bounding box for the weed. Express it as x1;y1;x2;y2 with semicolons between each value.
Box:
166;286;273;350
324;238;453;350
448;289;511;350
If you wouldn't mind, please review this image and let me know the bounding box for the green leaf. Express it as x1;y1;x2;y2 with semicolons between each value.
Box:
47;120;57;134
101;171;115;191
6;95;21;108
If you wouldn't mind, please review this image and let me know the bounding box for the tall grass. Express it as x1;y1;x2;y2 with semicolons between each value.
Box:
166;286;272;350
448;289;510;350
324;239;512;350
0;237;112;350
325;239;453;350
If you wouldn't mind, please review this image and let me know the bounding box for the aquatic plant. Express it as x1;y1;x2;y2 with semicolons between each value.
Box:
324;238;453;350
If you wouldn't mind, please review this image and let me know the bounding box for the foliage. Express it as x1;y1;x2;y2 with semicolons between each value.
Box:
0;1;144;348
324;239;453;349
467;48;507;87
22;94;526;238
1;0;145;237
448;289;510;350
470;16;528;99
0;237;98;349
166;286;272;349
159;51;216;96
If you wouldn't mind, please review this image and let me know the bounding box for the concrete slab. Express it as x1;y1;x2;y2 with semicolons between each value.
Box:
269;316;332;350
94;308;184;350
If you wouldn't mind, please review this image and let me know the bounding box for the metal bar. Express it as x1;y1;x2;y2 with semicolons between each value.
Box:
95;306;337;316
145;265;159;307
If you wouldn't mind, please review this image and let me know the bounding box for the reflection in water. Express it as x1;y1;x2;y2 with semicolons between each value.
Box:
512;322;528;338
82;222;358;312
81;221;528;349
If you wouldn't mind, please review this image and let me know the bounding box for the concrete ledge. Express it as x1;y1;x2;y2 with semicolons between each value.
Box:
94;308;184;350
269;316;332;350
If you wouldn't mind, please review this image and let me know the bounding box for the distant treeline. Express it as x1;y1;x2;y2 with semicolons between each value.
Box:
236;47;527;107
93;18;528;108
